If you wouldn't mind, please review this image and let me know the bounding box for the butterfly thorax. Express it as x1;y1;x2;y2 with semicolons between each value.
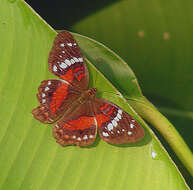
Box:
78;88;97;104
85;88;97;99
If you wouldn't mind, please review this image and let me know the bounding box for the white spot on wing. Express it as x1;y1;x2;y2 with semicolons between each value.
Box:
72;135;76;139
117;113;122;119
83;135;88;140
48;81;51;85
60;43;64;47
42;99;46;103
128;131;132;135
45;87;49;91
42;93;46;98
65;59;71;66
114;117;119;122
62;51;65;53
70;59;75;64
77;137;81;141
118;109;122;114
107;123;113;131
130;123;134;128
73;57;79;62
67;43;72;47
78;57;83;62
102;132;109;137
53;65;58;72
89;135;94;139
60;62;67;69
112;120;118;127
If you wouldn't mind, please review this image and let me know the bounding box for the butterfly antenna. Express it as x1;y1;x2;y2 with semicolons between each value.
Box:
101;91;120;95
100;91;123;98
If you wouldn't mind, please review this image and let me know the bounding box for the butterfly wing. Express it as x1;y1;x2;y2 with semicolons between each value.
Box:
53;101;97;146
48;30;89;90
33;30;89;124
32;79;81;123
53;97;144;146
93;99;144;144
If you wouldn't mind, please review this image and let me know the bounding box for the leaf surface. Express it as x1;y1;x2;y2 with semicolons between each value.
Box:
0;0;190;189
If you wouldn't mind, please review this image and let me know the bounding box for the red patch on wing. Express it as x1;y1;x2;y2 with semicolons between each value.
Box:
74;66;84;73
50;82;69;114
95;114;110;127
99;103;115;116
60;113;110;131
107;107;114;115
77;72;86;81
100;103;109;111
60;69;74;83
62;116;95;130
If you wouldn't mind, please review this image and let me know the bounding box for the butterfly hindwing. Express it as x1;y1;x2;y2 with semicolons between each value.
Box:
48;31;89;90
93;99;144;144
53;101;97;146
32;79;81;123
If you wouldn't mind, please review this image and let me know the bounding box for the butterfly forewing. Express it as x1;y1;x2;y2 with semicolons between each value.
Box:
93;99;144;144
48;31;89;90
32;79;81;123
53;101;97;146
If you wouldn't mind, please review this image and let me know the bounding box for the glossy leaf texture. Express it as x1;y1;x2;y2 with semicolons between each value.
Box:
0;0;190;190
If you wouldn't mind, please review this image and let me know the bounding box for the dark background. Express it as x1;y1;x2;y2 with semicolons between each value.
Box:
25;0;118;29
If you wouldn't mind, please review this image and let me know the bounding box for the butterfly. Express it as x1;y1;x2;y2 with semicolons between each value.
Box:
32;30;144;147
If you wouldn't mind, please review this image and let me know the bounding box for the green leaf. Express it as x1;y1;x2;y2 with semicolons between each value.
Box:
71;0;193;187
73;33;193;179
0;1;190;190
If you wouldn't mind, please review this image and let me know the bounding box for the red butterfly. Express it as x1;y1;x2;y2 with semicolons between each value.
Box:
32;31;144;146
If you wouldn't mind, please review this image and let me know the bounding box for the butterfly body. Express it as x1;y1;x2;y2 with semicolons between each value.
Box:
32;31;144;147
77;88;97;104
